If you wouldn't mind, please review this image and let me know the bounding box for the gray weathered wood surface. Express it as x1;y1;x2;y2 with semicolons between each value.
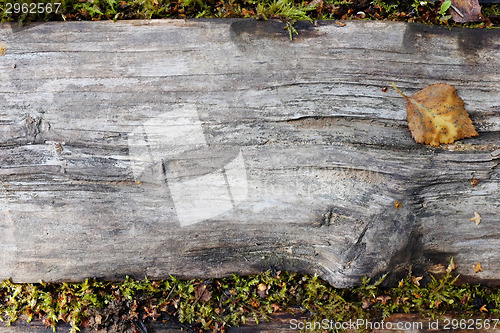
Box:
0;19;499;287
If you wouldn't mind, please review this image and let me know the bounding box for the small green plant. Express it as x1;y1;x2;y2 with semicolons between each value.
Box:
438;0;452;22
439;0;451;15
412;0;425;11
372;0;399;14
481;3;500;18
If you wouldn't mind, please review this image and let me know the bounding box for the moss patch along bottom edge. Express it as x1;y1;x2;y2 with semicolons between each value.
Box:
1;261;499;332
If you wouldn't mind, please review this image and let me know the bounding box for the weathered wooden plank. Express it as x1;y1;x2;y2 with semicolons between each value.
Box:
0;19;499;287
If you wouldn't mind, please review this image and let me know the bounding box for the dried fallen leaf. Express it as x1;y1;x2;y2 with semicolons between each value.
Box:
194;283;212;302
0;42;6;56
450;0;482;23
257;283;270;298
130;300;139;320
143;305;161;321
412;276;423;286
249;298;260;308
42;317;55;328
470;211;482;225
391;82;478;147
271;303;281;312
362;298;373;309
396;296;409;304
309;0;324;6
376;295;391;305
428;263;447;275
471;177;479;187
473;262;484;273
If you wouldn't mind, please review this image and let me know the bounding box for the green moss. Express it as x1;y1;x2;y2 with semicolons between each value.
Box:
1;260;499;332
256;0;316;38
1;0;499;34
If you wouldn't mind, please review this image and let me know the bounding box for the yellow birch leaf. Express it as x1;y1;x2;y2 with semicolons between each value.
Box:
391;82;478;147
473;262;484;273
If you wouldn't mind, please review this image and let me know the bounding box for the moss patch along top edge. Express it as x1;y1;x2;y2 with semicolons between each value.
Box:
1;0;499;34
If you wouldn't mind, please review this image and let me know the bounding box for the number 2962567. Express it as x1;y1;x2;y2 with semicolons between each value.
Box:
5;2;61;14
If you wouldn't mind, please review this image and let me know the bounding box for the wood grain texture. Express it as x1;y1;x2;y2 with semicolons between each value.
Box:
0;19;499;287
